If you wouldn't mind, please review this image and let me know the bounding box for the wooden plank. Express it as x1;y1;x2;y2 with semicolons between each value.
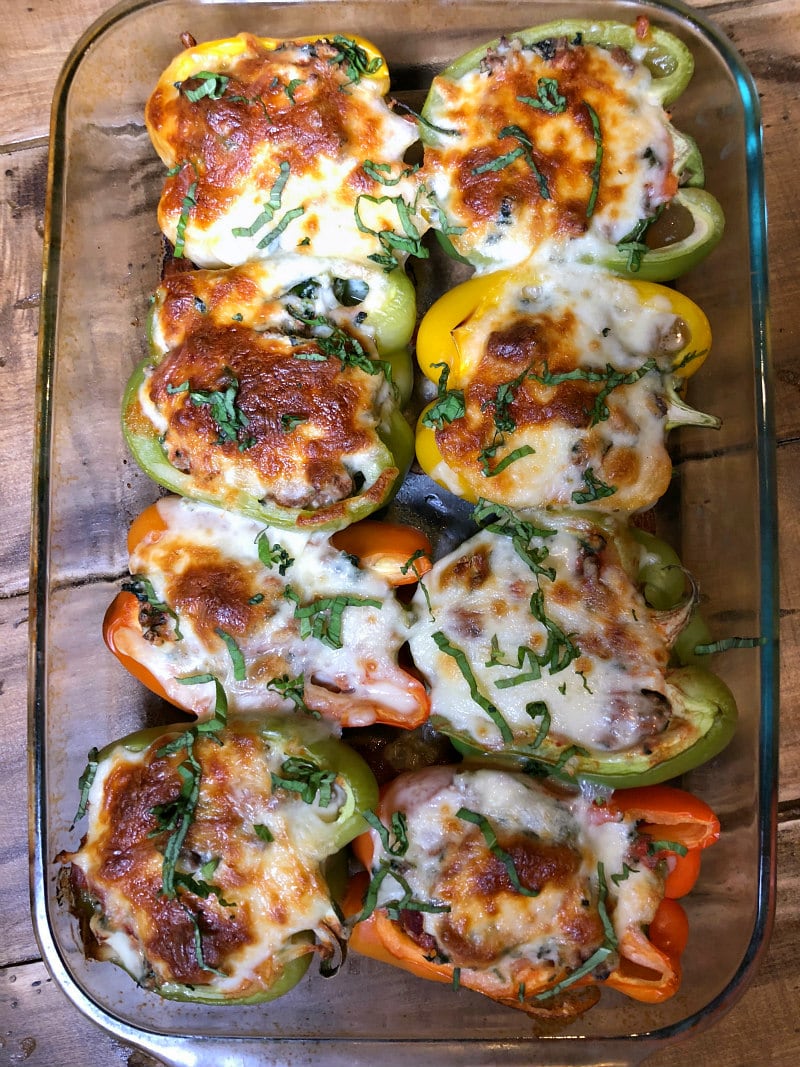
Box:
0;594;41;968
0;145;48;598
0;0;112;144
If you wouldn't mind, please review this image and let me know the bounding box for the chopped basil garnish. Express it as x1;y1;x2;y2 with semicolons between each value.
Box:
693;636;764;654
284;588;382;649
362;160;420;187
422;361;466;428
456;808;539;896
527;358;658;426
616;206;665;272
432;631;513;743
232;162;291;237
473;500;556;580
173;180;197;259
281;413;306;431
400;549;429;579
255;531;294;574
265;674;319;718
150;679;227;899
534;862;617;1001
215;628;246;681
391;99;462;138
72;747;99;825
271;756;337;807
354;190;429;272
584;102;603;218
182;71;230;103
289;309;391;380
480;443;536;478
253;823;274;842
362;809;409;856
571;467;616;504
284;77;304;103
648;839;689;857
327;35;382;85
474;125;550;201
610;863;639;886
184;376;254;450
516;77;566;114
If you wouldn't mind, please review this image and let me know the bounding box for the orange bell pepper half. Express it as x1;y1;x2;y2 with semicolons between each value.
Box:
347;777;719;1010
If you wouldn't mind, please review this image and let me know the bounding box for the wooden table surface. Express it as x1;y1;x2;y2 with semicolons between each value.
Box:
1;1;798;1064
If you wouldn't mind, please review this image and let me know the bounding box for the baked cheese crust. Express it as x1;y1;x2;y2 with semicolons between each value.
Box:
146;34;426;268
116;497;422;727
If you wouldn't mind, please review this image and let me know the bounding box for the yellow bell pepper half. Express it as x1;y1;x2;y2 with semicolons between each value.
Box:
415;267;714;508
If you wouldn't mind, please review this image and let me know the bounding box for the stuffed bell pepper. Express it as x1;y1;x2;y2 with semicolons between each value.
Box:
415;264;718;513
58;690;379;1002
124;256;416;531
406;506;737;786
419;18;724;277
146;32;428;269
102;495;432;729
346;765;718;1019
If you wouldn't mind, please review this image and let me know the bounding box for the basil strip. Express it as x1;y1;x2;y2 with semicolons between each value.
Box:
271;756;337;807
354;191;429;271
173;180;197;259
255;206;305;250
285;588;382;649
72;748;100;825
362;160;420;187
456;808;539;896
327;35;382;84
232;161;291;237
255;530;294;574
182;71;230;103
497;125;550;200
516;78;567;114
616;205;665;272
253;823;274;842
527;358;657;426
648;839;690;857
432;631;513;743
481;444;536;477
693;636;764;654
584;102;603;218
289;310;390;379
362;809;409;857
400;549;428;578
215;628;246;681
265;673;319;718
571;467;616;504
422;360;465;428
186;376;253;449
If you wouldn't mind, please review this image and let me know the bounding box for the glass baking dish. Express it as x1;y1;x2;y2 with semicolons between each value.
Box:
29;0;777;1063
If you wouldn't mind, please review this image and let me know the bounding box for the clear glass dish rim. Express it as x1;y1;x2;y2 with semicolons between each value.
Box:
27;0;778;1061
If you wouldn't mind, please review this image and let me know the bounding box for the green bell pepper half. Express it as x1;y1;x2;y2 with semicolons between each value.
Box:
422;20;694;111
122;355;415;533
420;20;724;280
67;705;378;1003
443;665;737;789
579;188;725;282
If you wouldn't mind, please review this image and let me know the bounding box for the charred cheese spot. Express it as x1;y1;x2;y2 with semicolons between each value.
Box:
409;518;672;755
142;325;391;513
117;497;421;729
60;721;350;999
431;268;681;511
146;35;424;267
422;36;678;270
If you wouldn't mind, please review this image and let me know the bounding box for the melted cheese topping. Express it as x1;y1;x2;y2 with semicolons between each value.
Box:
146;35;425;267
63;720;350;998
432;267;681;511
139;310;398;514
422;34;678;271
149;255;412;358
407;516;672;755
118;497;420;727
371;767;663;992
